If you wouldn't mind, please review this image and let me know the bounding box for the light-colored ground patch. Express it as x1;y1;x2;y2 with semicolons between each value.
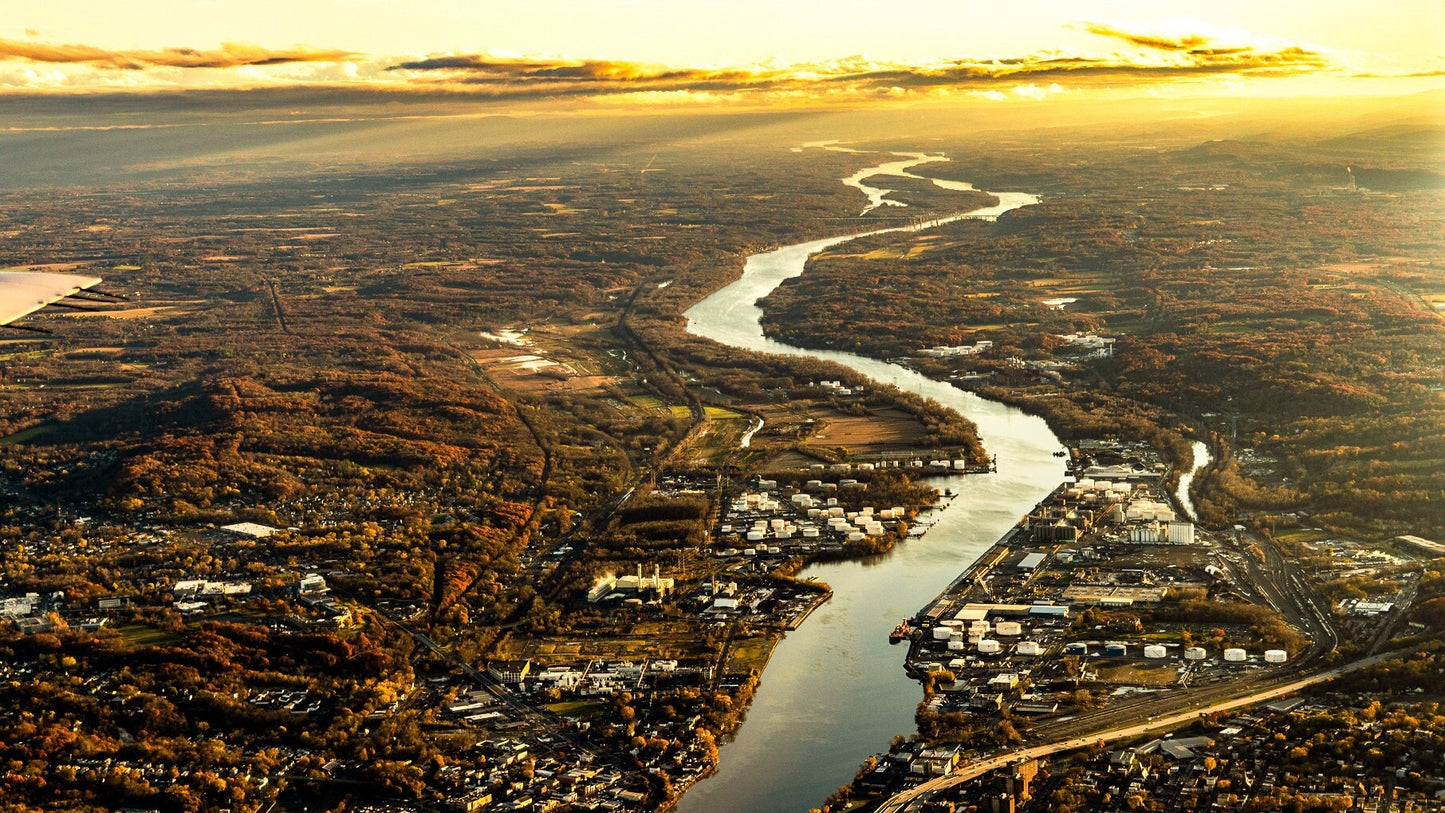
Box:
1092;661;1182;687
806;408;926;449
70;303;199;320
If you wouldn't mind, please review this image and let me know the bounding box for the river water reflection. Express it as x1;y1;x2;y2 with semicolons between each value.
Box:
675;154;1067;812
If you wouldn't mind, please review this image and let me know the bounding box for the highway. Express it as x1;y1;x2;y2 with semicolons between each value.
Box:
874;648;1408;813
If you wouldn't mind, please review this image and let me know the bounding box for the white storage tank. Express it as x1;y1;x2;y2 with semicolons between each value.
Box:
742;548;757;557
1144;645;1168;659
1184;647;1208;661
1224;648;1247;662
948;658;966;671
802;527;820;538
770;519;786;530
746;531;765;542
1016;640;1041;656
947;639;966;651
977;639;1001;654
932;627;954;640
847;532;866;543
940;619;965;629
1265;649;1288;664
994;621;1023;637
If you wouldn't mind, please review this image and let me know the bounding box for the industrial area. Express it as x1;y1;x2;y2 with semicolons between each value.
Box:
835;438;1434;813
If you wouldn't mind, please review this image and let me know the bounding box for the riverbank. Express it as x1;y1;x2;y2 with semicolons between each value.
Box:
674;148;1066;813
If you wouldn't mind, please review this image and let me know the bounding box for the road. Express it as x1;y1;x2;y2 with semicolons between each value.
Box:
347;597;599;759
875;648;1407;813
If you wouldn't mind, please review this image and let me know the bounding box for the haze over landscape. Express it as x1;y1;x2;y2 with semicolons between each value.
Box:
0;2;1442;812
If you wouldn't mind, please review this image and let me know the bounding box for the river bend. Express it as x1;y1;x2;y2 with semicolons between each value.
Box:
674;152;1067;812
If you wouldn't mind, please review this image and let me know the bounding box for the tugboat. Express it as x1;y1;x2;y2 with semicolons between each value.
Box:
889;619;911;644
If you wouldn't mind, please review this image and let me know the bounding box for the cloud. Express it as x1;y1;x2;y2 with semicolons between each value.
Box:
1077;21;1332;74
380;38;1335;103
0;21;1347;101
0;38;355;70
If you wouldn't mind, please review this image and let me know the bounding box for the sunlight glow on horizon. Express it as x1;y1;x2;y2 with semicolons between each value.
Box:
1;1;1441;103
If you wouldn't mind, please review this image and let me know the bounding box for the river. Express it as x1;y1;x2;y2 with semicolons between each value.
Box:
675;152;1068;813
1177;440;1212;522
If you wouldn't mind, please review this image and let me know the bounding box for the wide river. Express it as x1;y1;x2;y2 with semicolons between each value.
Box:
676;153;1068;813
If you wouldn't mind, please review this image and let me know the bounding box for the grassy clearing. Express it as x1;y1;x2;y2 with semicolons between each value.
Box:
726;635;777;674
689;419;749;466
1093;661;1181;687
2;424;57;445
547;700;606;718
116;624;180;649
1275;528;1336;545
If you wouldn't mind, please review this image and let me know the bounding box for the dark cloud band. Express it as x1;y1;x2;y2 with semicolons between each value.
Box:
0;38;354;70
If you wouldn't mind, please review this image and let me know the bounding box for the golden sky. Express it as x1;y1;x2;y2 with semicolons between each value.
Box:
2;0;1442;104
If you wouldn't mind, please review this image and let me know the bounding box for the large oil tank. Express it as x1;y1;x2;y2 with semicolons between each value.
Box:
1184;646;1208;661
977;639;1001;654
994;621;1023;637
1143;645;1167;659
1264;649;1288;664
1224;648;1247;662
1016;641;1041;656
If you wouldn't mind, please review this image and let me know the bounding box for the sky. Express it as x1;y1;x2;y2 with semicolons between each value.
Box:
1;0;1442;105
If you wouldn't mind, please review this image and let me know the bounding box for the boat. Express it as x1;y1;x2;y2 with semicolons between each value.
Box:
889;619;911;644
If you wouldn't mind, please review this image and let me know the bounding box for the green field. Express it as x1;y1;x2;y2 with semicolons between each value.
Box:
546;700;606;718
1;424;57;445
116;624;180;649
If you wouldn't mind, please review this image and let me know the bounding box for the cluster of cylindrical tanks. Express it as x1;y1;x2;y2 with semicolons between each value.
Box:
1053;642;1288;663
